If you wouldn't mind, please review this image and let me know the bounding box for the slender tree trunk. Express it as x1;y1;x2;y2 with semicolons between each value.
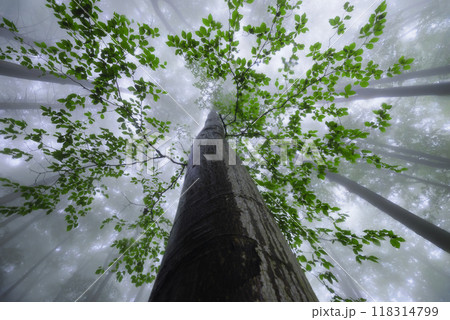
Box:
150;0;175;34
84;250;118;301
371;65;450;85
0;29;34;44
163;0;193;29
375;149;450;169
134;283;151;302
334;82;450;103
0;190;24;206
0;174;59;206
53;258;91;301
0;214;20;228
0;101;100;110
0;60;93;88
0;236;70;301
0;102;63;110
325;171;450;253
394;172;450;190
365;141;450;165
0;214;42;246
89;270;115;301
149;111;317;301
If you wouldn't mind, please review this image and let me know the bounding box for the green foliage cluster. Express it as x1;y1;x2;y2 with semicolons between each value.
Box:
0;0;412;300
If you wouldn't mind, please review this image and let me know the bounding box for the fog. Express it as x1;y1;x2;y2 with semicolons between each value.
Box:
0;0;449;301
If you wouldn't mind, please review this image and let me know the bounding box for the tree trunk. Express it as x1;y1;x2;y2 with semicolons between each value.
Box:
375;149;450;169
0;174;59;206
134;283;150;302
53;258;91;301
0;214;20;228
0;101;100;110
394;172;450;191
372;65;450;85
0;60;93;88
150;0;175;34
85;250;119;301
0;213;42;246
0;102;63;110
0;29;34;44
325;171;450;253
365;141;450;165
0;236;70;301
149;111;317;301
334;81;450;103
163;0;193;29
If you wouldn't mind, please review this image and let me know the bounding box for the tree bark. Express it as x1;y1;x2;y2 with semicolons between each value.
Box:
325;171;450;253
0;236;70;301
150;0;175;34
149;111;317;301
0;102;63;110
334;81;450;103
53;258;91;301
0;29;34;44
0;60;93;88
375;149;450;169
0;102;101;110
0;213;42;246
0;174;59;206
394;172;450;191
0;214;20;228
365;141;450;165
371;65;450;85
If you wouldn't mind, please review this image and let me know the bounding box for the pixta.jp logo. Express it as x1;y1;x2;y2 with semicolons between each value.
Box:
193;138;325;166
125;131;175;172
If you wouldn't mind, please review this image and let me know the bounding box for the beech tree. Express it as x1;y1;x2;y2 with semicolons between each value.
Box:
149;111;318;301
0;0;419;301
324;171;450;253
333;81;450;102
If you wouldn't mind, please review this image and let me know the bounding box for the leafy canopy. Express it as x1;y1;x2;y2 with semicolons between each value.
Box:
0;0;412;300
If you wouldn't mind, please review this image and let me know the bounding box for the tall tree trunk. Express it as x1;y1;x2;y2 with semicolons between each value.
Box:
372;65;450;85
334;81;450;103
365;141;450;165
0;190;24;206
134;283;151;302
149;111;317;302
88;270;115;301
0;102;63;110
0;29;34;44
163;0;193;29
0;174;59;206
0;101;100;110
53;258;91;301
84;250;118;301
0;236;70;301
394;172;450;191
325;171;450;253
0;214;20;228
150;0;175;34
0;60;93;88
0;214;42;246
375;149;450;169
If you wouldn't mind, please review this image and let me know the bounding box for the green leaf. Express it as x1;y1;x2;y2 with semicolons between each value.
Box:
390;238;400;248
360;81;369;88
